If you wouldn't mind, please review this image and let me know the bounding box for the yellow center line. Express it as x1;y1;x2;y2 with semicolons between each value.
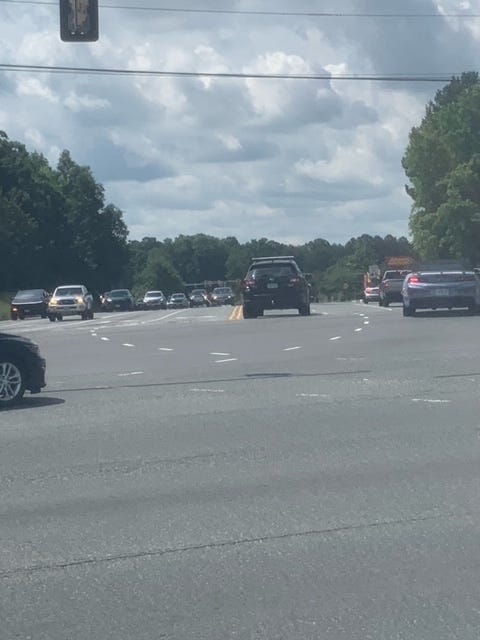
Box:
229;305;243;321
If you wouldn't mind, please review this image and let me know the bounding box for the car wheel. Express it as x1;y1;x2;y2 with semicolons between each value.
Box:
403;305;415;317
57;315;63;321
10;313;18;321
89;309;95;320
0;358;26;408
364;299;369;304
18;311;25;320
48;314;56;322
257;309;264;317
299;303;310;316
41;312;47;319
242;304;257;319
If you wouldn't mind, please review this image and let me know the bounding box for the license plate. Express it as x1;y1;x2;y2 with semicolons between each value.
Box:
433;288;450;296
267;283;278;289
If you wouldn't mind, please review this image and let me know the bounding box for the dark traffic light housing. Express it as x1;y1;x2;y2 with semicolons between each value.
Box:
60;0;99;42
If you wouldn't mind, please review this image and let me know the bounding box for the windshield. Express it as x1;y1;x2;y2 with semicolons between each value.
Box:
145;291;163;298
14;290;44;301
191;290;206;296
109;290;130;298
54;287;83;296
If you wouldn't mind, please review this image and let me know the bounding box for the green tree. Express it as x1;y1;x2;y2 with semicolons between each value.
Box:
403;72;480;265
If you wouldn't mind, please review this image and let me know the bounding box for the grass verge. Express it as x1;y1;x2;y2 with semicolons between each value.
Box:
0;294;11;321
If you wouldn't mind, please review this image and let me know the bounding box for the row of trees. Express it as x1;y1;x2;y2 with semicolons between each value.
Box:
0;131;128;292
2;72;479;299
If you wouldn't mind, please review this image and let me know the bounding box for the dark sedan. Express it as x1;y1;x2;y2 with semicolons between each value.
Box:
402;270;480;316
10;289;50;320
210;286;235;306
103;289;135;311
0;333;46;407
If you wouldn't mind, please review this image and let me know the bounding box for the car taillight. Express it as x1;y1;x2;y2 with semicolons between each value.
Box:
408;276;419;284
289;277;301;286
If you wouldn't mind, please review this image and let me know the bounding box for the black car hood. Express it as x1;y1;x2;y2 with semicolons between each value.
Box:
0;332;33;345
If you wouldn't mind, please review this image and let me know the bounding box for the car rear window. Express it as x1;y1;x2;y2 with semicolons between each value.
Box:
416;273;477;283
249;264;297;279
383;271;409;279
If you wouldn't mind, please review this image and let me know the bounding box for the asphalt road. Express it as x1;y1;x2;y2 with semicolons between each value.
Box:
1;302;480;639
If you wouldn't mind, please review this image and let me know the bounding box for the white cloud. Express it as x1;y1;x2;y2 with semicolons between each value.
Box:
1;0;479;244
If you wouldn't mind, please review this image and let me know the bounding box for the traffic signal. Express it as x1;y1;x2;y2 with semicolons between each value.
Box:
60;0;99;42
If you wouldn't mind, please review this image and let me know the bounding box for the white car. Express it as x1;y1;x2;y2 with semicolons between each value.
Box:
48;285;94;321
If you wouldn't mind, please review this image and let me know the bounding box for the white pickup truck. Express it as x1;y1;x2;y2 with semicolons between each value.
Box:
47;284;94;322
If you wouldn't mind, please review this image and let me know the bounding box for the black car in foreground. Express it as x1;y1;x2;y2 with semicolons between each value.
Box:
10;289;50;320
0;333;46;407
241;256;311;318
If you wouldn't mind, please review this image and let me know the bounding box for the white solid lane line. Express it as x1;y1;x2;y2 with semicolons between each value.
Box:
191;388;225;393
118;371;144;377
412;398;451;404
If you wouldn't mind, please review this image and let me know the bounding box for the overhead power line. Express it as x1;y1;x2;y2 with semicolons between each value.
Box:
1;0;479;19
0;63;461;82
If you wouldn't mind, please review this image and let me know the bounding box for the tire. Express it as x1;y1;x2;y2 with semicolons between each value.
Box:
57;315;63;321
18;311;25;320
89;309;94;320
0;358;25;408
243;304;257;319
10;313;17;321
48;314;56;322
378;298;383;306
257;309;264;317
299;303;311;316
41;312;47;319
383;297;390;307
364;299;369;304
403;305;415;317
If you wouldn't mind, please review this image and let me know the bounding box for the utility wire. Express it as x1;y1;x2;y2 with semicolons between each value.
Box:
0;63;462;82
0;0;479;18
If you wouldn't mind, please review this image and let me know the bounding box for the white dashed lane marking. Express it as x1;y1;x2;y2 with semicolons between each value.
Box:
210;352;230;356
215;358;238;363
330;336;342;341
122;343;135;348
284;346;302;352
101;337;110;341
158;348;174;352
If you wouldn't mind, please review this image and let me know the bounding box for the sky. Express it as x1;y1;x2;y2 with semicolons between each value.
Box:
1;0;479;245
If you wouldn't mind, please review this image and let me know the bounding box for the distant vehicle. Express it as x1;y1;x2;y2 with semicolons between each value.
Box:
47;285;94;321
402;270;480;316
0;333;46;407
241;256;310;318
167;293;189;309
103;289;135;311
210;287;235;306
100;292;111;310
363;286;380;304
143;291;167;310
378;270;410;306
189;289;209;307
10;289;50;320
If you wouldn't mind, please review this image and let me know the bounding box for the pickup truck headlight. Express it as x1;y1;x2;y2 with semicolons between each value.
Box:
49;299;58;306
75;296;84;304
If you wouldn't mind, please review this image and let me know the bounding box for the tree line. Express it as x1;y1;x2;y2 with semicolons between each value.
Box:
2;72;479;299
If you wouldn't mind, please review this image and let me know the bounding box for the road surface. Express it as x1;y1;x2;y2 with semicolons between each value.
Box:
1;303;480;639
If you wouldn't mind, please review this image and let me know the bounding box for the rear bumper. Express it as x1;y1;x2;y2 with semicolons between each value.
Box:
381;291;403;302
406;295;476;310
243;293;304;309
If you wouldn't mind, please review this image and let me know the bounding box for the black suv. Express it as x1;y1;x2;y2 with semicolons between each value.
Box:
10;289;50;320
241;256;311;318
0;333;46;407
